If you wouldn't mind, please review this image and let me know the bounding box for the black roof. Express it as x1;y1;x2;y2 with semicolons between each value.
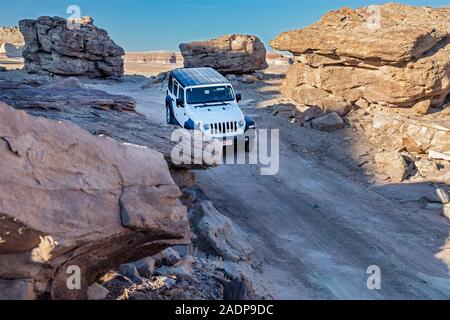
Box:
171;67;230;87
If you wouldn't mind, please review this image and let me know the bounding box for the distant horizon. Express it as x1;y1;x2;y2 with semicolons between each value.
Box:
1;0;448;51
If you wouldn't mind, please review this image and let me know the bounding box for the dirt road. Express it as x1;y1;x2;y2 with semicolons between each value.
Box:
88;74;450;300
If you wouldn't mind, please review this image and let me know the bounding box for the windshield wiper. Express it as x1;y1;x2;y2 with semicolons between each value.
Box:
195;101;227;108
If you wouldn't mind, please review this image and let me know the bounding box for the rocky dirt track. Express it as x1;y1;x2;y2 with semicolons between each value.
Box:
88;68;450;299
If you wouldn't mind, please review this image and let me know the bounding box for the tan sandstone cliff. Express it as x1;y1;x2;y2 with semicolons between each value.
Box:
270;3;450;113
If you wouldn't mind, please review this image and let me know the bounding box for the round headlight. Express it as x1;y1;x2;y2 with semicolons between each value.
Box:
203;123;210;131
238;120;245;128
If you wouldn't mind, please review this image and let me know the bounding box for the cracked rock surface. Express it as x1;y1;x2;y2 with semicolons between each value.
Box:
0;102;190;299
271;3;450;110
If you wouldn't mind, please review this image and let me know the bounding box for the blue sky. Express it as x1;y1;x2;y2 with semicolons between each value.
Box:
1;1;448;51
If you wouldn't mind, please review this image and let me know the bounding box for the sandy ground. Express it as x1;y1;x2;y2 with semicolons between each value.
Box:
81;64;450;299
125;61;183;77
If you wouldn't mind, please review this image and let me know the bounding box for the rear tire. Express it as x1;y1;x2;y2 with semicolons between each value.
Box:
166;103;176;125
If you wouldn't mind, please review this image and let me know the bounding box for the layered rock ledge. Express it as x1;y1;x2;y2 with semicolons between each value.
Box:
270;3;450;112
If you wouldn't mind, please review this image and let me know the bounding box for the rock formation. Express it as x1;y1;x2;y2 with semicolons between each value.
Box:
124;51;178;64
0;102;190;299
180;34;268;74
189;201;254;262
0;26;24;58
0;78;135;111
0;77;212;170
19;16;125;77
270;3;450;113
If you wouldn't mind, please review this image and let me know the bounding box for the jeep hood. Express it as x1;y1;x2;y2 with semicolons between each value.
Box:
189;103;244;123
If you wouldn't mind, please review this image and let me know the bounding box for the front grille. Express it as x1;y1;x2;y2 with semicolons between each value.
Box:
210;121;237;135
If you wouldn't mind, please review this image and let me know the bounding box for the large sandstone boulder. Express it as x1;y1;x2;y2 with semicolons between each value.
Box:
180;34;268;74
270;3;450;111
0;102;190;299
19;16;124;77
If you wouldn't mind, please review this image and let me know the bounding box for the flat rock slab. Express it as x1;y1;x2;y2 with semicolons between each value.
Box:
311;112;344;132
0;79;212;170
0;102;189;299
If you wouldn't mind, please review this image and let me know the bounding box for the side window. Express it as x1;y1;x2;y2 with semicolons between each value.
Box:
168;75;173;93
179;87;185;103
174;81;179;98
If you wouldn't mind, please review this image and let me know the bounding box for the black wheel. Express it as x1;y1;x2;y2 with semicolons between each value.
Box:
166;103;175;125
245;137;256;153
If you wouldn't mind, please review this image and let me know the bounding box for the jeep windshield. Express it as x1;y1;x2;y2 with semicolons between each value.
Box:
186;86;235;105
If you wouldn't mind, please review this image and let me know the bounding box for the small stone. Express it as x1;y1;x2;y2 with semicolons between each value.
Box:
254;72;264;80
161;248;181;266
415;159;439;177
374;151;409;182
428;150;450;162
118;263;140;278
436;188;450;204
156;264;194;280
154;276;176;289
156;256;195;280
354;99;369;109
443;204;450;221
242;74;259;83
132;256;156;278
87;283;110;300
224;276;257;301
311;112;344;132
412;100;431;115
297;106;323;124
239;99;255;107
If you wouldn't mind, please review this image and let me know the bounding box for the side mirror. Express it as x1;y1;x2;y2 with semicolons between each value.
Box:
176;98;184;107
236;93;242;102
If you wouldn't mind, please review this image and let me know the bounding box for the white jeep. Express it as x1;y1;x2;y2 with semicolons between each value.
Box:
165;67;255;148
